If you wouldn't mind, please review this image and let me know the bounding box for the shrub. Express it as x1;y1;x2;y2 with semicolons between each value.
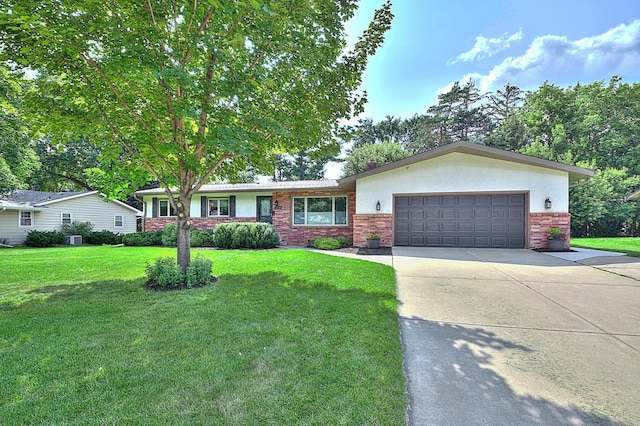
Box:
161;223;179;247
145;257;183;287
123;231;162;246
313;237;341;250
145;256;213;289
85;231;123;245
213;222;280;249
62;221;94;237
186;256;213;288
190;229;214;247
24;230;65;247
336;236;349;247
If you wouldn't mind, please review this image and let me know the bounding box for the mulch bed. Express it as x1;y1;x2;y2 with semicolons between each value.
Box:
333;246;393;256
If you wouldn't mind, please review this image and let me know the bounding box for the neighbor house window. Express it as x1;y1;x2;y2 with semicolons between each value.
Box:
61;212;73;225
208;198;229;217
114;215;124;227
293;196;347;225
159;200;177;217
19;211;33;227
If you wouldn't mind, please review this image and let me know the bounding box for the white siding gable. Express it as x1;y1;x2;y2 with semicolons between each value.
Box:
356;152;569;214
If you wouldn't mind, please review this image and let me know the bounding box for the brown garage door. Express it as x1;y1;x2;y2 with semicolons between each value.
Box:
394;194;525;248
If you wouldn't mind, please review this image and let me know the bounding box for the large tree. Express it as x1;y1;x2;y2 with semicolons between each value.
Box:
1;1;393;271
0;65;39;192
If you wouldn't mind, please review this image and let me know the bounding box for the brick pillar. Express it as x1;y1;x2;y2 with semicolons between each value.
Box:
353;214;393;247
529;213;571;249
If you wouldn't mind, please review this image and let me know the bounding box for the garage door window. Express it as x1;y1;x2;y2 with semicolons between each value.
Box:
293;196;347;225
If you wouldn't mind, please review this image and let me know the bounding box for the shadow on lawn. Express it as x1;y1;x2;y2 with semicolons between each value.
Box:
401;319;626;426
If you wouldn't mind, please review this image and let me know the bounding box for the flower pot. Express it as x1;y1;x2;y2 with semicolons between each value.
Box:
366;239;380;249
547;239;565;251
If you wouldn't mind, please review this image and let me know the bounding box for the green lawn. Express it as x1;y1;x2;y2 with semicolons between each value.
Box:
571;237;640;257
0;246;407;425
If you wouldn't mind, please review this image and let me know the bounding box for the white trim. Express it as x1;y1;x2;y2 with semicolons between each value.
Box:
18;211;34;227
292;195;348;226
208;197;230;217
61;211;73;225
114;214;124;227
37;191;99;206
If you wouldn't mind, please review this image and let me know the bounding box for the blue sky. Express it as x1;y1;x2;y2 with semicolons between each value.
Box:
345;0;640;122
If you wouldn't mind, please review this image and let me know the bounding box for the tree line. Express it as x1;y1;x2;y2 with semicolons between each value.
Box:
343;77;640;237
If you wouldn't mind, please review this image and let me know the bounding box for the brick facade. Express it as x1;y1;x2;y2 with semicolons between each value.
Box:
353;214;394;247
529;213;571;249
271;190;355;246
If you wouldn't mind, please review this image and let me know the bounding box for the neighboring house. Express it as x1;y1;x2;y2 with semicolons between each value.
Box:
136;141;594;249
0;190;142;245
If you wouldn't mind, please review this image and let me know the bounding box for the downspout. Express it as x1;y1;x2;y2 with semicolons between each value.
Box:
134;195;146;232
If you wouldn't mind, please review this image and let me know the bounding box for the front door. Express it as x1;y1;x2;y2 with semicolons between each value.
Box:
257;196;273;224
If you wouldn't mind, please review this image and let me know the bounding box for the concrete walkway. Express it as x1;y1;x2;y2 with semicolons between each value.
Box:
394;247;640;425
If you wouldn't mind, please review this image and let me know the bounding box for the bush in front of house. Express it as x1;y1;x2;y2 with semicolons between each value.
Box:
190;229;214;247
212;222;280;249
122;231;163;246
85;231;123;245
161;223;179;247
144;256;213;290
313;237;342;250
24;230;65;247
62;221;94;237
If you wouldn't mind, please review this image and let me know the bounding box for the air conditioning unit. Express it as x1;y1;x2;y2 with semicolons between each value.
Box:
65;235;83;245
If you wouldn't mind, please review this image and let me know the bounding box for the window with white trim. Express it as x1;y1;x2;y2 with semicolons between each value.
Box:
159;200;177;217
208;198;229;217
19;211;33;227
61;212;73;225
114;215;124;227
293;196;347;226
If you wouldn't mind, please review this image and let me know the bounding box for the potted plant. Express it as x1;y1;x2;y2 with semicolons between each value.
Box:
546;227;566;251
366;233;381;249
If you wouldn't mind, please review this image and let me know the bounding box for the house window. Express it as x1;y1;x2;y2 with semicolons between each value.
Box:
293;196;347;226
159;200;177;217
114;215;124;227
61;212;73;225
208;198;229;217
19;211;33;227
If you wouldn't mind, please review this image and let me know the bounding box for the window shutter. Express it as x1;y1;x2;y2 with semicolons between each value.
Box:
152;197;158;218
201;196;207;217
229;196;236;217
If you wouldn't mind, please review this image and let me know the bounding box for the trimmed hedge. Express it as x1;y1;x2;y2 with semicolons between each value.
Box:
212;222;280;249
145;256;213;290
25;230;65;247
122;231;164;246
313;236;349;250
85;231;123;245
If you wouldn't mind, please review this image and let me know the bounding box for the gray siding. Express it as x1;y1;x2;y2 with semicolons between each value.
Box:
0;193;139;245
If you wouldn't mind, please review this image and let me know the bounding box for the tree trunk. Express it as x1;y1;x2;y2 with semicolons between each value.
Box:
176;196;192;274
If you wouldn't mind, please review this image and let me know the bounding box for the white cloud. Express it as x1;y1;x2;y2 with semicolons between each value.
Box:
448;30;523;65
447;19;640;94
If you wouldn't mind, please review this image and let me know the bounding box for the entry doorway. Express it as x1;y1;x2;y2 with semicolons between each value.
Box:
256;196;273;223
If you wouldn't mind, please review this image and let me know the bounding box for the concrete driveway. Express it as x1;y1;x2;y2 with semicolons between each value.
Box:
394;247;640;426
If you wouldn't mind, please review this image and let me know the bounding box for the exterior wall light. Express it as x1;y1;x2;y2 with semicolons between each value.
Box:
544;198;552;209
273;199;279;209
376;200;381;211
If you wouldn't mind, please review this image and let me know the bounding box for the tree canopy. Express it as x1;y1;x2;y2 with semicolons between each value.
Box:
0;0;394;269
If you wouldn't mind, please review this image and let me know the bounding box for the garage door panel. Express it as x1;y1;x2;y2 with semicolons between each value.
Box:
394;194;525;248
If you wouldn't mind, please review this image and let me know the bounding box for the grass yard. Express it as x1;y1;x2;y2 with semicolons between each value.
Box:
0;246;407;425
571;237;640;257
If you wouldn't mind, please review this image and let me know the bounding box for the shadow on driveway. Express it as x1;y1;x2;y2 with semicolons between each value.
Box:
402;319;624;425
